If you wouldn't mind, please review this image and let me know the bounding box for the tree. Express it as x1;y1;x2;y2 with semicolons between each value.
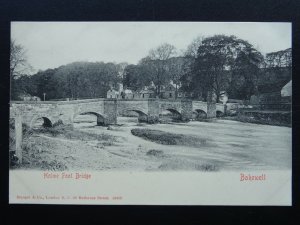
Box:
265;48;292;68
116;62;129;79
184;35;264;101
53;62;120;99
144;43;177;97
10;40;33;100
123;64;153;91
258;48;292;94
184;36;205;58
229;39;264;99
165;57;189;99
10;40;32;79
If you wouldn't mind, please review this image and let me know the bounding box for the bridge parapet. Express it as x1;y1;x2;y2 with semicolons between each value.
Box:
10;98;105;105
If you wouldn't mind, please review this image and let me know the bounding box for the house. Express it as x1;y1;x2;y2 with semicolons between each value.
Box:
139;88;155;99
107;89;120;99
281;80;292;97
122;89;134;99
160;81;184;99
109;80;186;100
219;91;228;104
248;79;292;112
19;93;41;101
162;83;176;99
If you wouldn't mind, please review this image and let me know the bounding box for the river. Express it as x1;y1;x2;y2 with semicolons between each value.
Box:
68;116;292;171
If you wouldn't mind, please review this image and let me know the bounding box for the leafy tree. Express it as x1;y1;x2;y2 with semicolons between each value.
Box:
184;36;205;58
183;35;264;101
229;39;264;99
123;64;153;91
265;48;292;68
257;48;292;93
33;69;58;100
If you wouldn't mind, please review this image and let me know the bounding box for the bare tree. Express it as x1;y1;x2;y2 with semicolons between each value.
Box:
149;43;177;60
146;43;177;97
116;62;129;79
166;57;189;99
10;40;32;78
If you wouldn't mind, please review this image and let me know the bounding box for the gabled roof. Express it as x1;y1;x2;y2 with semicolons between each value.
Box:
281;80;292;97
140;89;155;94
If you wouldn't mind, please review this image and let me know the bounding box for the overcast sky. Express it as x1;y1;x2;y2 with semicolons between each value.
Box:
11;22;291;73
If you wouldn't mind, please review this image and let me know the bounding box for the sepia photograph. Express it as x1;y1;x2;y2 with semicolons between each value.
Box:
9;22;292;205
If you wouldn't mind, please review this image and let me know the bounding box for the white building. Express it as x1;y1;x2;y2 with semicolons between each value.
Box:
281;80;292;97
107;89;120;99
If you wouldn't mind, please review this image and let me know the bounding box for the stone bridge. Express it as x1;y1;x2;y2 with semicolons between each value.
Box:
192;101;225;118
10;98;224;128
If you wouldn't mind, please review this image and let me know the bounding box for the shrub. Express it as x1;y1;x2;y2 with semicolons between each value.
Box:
52;119;64;127
131;128;208;147
146;149;164;157
195;164;219;171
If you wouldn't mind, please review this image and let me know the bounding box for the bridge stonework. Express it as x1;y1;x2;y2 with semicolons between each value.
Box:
207;103;217;118
10;99;222;128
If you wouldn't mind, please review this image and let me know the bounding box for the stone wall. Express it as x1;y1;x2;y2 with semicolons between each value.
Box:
192;101;208;114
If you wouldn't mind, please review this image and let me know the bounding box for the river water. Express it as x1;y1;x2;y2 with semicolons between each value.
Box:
71;116;292;171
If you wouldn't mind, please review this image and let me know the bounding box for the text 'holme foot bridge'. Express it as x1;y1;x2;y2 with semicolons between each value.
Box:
10;98;225;128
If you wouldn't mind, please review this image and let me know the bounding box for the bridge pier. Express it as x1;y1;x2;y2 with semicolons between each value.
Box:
147;99;160;124
180;99;193;121
103;99;117;125
207;91;217;118
207;103;217;118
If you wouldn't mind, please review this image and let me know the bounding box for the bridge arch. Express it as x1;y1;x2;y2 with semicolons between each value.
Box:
119;108;149;123
30;115;53;128
120;108;148;117
160;108;182;121
164;108;181;116
216;110;224;117
73;111;107;126
194;109;207;119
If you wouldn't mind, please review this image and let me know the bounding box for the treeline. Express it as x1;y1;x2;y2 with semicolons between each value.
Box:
123;35;291;101
11;62;127;100
11;35;292;101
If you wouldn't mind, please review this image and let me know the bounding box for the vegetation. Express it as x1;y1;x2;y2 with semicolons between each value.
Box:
131;128;209;147
223;112;291;127
10;35;291;102
9;121;119;170
146;149;165;158
34;123;118;144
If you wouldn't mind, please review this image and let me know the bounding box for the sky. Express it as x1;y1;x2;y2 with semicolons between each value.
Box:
11;22;291;74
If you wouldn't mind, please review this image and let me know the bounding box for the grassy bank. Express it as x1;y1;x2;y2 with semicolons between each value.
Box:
9;122;118;170
131;128;210;147
35;123;118;145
